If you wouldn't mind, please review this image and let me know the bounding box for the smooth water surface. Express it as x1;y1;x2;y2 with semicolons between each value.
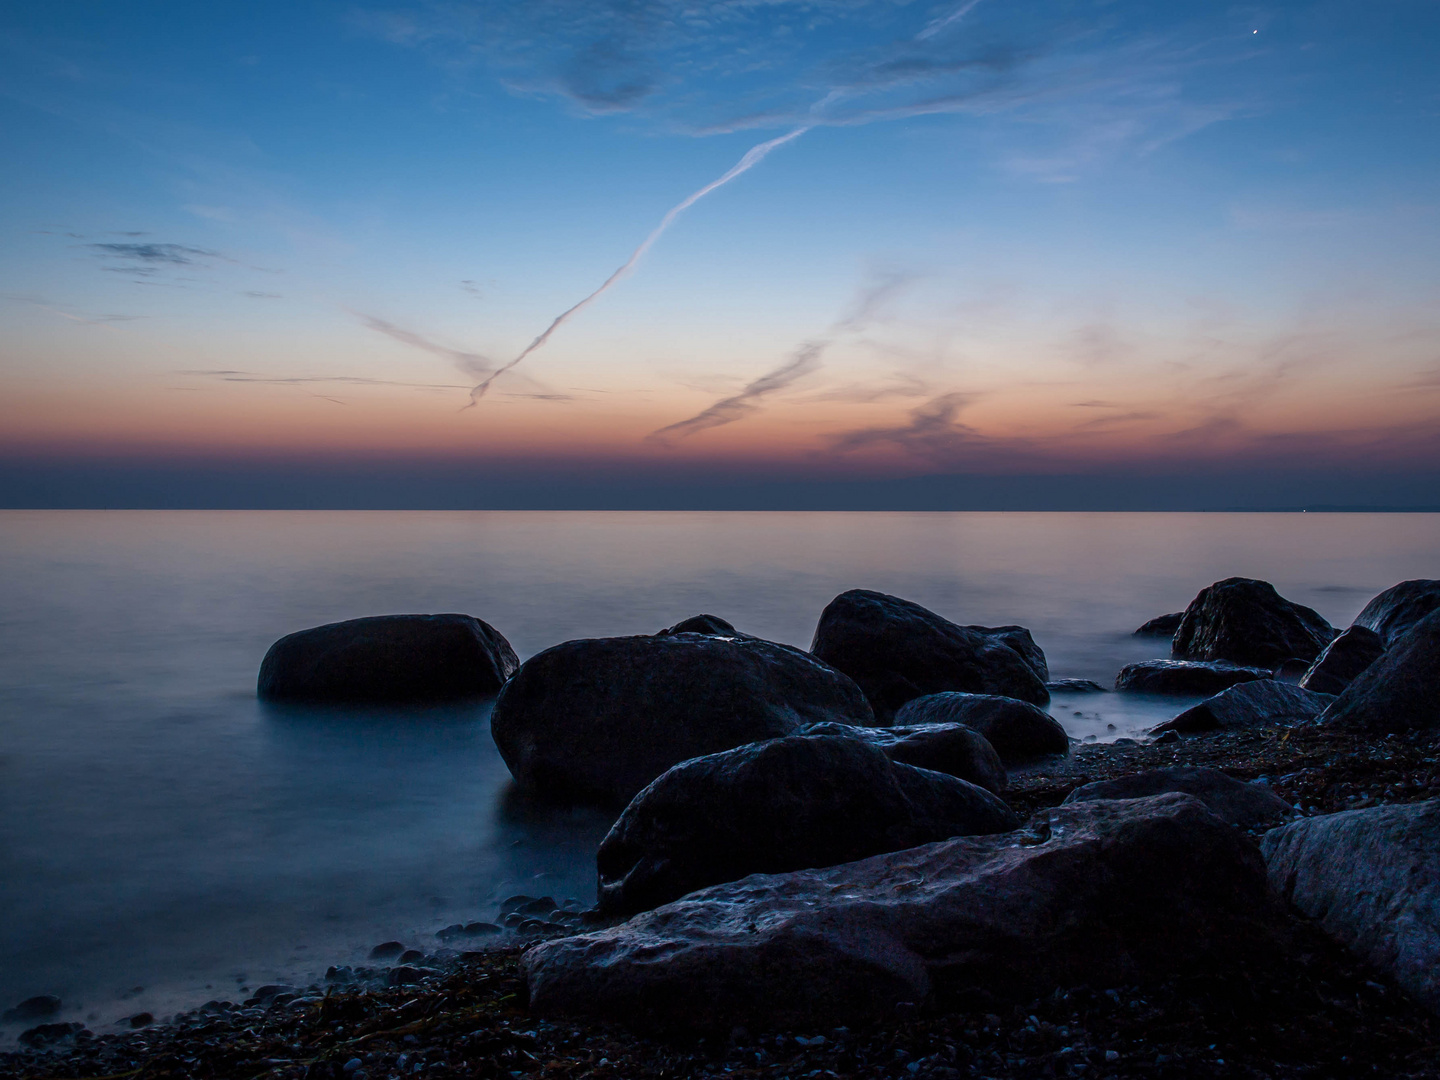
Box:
1;510;1436;1032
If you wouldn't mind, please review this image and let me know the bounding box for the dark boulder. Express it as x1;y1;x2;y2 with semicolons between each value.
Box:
1047;678;1108;693
1133;612;1184;638
810;590;1048;723
595;733;1019;916
1115;659;1271;697
3;995;61;1023
257;614;517;703
798;720;1006;793
18;1023;85;1048
528;794;1295;1031
894;693;1069;763
1263;800;1440;1014
1322;609;1440;734
1273;658;1312;684
656;614;745;638
1062;767;1294;829
1153;680;1333;735
966;625;1049;682
1354;579;1440;648
1299;625;1385;696
1171;577;1334;667
491;634;874;806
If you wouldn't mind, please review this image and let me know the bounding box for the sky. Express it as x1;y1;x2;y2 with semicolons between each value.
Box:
2;0;1439;509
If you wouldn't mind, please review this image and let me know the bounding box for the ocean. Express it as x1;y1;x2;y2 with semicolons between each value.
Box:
2;509;1436;1034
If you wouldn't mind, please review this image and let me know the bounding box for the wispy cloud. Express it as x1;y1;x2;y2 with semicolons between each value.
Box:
351;311;494;380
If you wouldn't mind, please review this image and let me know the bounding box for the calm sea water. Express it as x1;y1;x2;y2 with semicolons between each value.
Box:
2;510;1437;1033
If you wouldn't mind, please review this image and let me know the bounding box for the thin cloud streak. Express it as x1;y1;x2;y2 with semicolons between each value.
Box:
351;311;494;380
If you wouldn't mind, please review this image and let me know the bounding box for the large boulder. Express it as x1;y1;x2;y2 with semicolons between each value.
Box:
893;693;1069;763
257;614;518;703
655;614;747;638
595;733;1019;916
1152;680;1333;734
1322;609;1440;734
966;624;1049;682
1172;577;1335;667
1262;800;1440;1014
1115;659;1271;697
490;634;874;806
1354;580;1440;648
1063;767;1294;829
527;794;1295;1031
1133;612;1184;638
1299;625;1385;696
798;720;1006;793
810;590;1048;723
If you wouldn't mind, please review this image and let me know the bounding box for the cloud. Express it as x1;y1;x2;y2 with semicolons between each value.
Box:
176;368;471;391
242;291;282;299
86;242;221;265
351;311;494;379
827;391;991;463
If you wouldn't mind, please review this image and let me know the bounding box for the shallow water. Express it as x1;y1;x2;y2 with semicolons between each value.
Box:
1;510;1436;1033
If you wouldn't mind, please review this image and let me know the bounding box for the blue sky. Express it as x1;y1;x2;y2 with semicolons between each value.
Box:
1;1;1438;506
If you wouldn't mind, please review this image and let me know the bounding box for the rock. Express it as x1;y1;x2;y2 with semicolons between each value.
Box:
129;1012;154;1028
1047;679;1108;693
257;614;518;703
1323;609;1440;734
1299;625;1385;696
1171;578;1334;667
369;941;405;960
656;614;747;637
965;625;1049;682
1115;659;1271;697
3;995;61;1023
1262;800;1440;1014
1153;681;1333;734
387;966;426;986
18;1022;85;1048
1272;658;1311;684
893;693;1069;763
491;634;874;806
1062;767;1295;829
810;590;1048;723
596;733;1019;917
437;921;502;941
528;794;1294;1031
798;720;1006;794
398;949;425;964
499;895;557;917
1354;579;1440;648
1133;612;1184;638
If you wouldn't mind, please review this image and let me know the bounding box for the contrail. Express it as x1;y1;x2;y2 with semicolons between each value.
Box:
465;124;810;406
917;0;986;41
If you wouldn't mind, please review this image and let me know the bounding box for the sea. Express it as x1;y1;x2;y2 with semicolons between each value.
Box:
2;509;1437;1036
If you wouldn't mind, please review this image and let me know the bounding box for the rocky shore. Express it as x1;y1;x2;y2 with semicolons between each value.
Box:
6;576;1440;1078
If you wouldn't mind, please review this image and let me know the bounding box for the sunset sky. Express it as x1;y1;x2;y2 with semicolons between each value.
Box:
2;0;1438;508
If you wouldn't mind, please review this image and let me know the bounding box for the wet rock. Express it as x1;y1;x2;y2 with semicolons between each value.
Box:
798;720;1006;793
655;614;747;638
595;733;1020;917
436;921;502;941
529;794;1294;1031
1263;799;1440;1014
19;1022;85;1048
387;966;426;986
893;693;1069;763
1299;625;1385;696
491;634;873;806
1062;766;1295;829
129;1012;154;1028
965;625;1049;682
1273;658;1312;684
1115;659;1271;697
1133;612;1184;638
810;590;1048;723
1323;609;1440;734
3;995;61;1023
324;966;355;983
258;613;518;703
1171;578;1335;668
1354;579;1440;648
1047;679;1108;693
1153;680;1333;734
369;942;405;960
398;950;425;964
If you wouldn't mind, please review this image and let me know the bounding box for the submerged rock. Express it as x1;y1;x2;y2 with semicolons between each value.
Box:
1115;659;1271;697
798;720;1006;793
491;634;874;806
595;733;1018;916
894;693;1069;763
1133;612;1184;638
1354;579;1440;648
1153;680;1333;734
655;614;746;638
1171;577;1334;667
1047;678;1108;693
1063;766;1295;829
528;794;1294;1031
810;590;1048;723
257;613;518;703
1263;800;1440;1014
1299;625;1385;696
1323;609;1440;735
3;995;61;1023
